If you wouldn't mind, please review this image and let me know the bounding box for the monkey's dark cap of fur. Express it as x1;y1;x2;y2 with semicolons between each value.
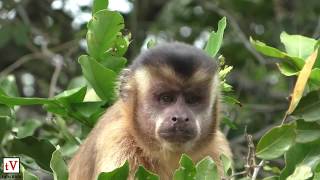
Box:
130;42;217;78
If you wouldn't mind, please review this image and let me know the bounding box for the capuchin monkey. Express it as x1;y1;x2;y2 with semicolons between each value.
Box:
69;42;232;180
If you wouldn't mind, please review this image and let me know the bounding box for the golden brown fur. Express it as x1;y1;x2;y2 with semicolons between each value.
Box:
69;100;231;180
69;42;232;180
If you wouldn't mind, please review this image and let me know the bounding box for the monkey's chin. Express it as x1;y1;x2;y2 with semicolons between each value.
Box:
161;140;195;152
156;130;198;152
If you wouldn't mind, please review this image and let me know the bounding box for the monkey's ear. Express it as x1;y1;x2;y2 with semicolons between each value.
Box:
118;68;133;100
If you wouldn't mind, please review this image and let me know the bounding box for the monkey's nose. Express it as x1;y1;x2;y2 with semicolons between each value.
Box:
171;116;189;123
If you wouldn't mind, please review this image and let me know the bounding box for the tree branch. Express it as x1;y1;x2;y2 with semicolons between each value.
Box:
0;53;46;77
252;160;264;180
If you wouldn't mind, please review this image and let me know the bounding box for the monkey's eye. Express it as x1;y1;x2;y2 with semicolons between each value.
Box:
185;94;202;105
159;93;176;104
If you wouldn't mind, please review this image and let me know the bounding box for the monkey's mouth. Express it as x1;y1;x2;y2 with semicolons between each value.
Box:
158;128;196;143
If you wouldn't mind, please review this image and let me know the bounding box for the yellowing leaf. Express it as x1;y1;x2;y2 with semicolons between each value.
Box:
286;49;319;115
287;165;313;180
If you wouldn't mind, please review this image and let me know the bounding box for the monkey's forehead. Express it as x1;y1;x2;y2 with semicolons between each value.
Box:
130;42;217;79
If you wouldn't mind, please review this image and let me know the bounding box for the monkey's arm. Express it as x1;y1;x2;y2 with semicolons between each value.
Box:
68;101;129;180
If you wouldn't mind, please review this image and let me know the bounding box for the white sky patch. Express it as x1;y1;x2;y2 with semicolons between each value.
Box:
109;0;133;14
51;0;63;10
141;33;168;51
51;0;132;29
193;31;210;49
72;12;92;29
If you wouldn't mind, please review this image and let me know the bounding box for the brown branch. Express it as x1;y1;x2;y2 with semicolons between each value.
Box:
0;39;78;77
49;56;63;97
252;160;264;180
245;129;256;177
230;122;280;144
0;53;46;77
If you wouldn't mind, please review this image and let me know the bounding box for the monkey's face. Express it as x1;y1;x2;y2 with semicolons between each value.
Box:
152;82;214;151
134;68;217;152
155;90;203;143
127;43;219;152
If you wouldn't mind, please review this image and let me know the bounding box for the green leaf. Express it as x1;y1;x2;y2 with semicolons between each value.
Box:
78;55;117;101
292;91;320;122
93;0;108;14
0;75;19;97
277;61;300;76
222;95;241;107
280;32;317;60
173;154;196;180
16;119;42;138
280;141;320;180
250;38;304;75
42;87;88;121
147;39;157;49
84;88;102;102
59;142;78;157
256;124;296;160
263;165;281;174
108;34;130;57
72;101;106;126
54;86;87;104
98;161;129;180
221;117;237;130
50;149;69;180
221;82;233;92
296;120;320;143
315;47;320;68
67;76;87;90
54;116;80;145
0;104;13;142
205;17;226;57
263;176;279;180
10;136;56;172
43;103;68;116
0;96;54;106
195;156;219;180
99;55;127;74
314;164;320;180
134;166;159;180
220;154;232;176
87;10;124;60
287;165;313;180
0;91;56;106
309;68;320;89
219;65;233;80
251;38;288;59
22;166;39;180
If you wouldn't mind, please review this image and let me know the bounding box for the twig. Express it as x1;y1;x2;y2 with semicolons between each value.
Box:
49;55;63;98
230;122;280;144
0;40;78;77
0;53;46;77
229;170;247;179
281;112;289;125
200;1;266;64
252;160;264;180
245;128;256;177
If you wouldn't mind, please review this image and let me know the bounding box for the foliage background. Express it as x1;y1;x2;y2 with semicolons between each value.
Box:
0;0;320;179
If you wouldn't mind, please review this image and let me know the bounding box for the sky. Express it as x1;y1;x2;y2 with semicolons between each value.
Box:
51;0;133;29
